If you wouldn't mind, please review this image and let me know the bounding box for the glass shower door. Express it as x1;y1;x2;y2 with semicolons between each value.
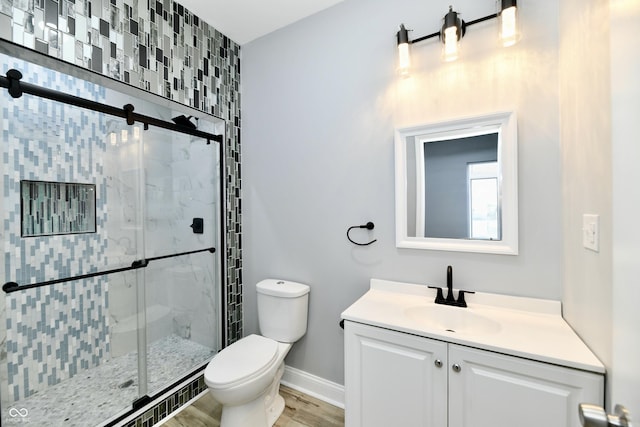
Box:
0;51;222;426
0;73;147;424
98;97;223;409
138;115;221;397
100;92;223;403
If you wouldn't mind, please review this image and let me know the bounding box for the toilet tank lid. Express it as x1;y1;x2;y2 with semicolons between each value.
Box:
257;279;310;298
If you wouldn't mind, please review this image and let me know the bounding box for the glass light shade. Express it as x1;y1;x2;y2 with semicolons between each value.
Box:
398;42;411;76
499;2;520;47
441;7;462;62
442;26;460;62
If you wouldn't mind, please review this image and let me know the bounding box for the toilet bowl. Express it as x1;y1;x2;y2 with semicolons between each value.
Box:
204;335;291;426
204;279;310;427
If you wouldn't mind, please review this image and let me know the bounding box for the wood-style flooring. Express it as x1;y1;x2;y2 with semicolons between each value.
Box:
161;385;345;427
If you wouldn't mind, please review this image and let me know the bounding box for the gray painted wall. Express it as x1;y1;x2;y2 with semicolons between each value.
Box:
242;0;562;385
559;0;640;414
560;0;613;403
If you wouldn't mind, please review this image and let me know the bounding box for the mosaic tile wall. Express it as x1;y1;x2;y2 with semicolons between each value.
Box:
1;55;110;402
1;0;243;345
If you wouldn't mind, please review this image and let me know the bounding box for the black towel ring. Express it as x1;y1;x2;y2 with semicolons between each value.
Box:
347;222;377;246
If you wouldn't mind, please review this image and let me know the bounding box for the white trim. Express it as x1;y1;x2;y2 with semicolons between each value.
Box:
281;365;345;409
395;111;518;255
415;138;426;238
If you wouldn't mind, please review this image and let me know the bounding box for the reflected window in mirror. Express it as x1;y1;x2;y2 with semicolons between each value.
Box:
468;161;499;240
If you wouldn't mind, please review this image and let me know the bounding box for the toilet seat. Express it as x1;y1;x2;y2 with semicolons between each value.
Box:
205;334;279;389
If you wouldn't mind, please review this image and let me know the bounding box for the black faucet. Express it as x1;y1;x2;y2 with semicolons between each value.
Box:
428;265;475;308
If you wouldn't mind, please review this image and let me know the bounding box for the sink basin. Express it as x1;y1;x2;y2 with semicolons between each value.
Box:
404;304;501;335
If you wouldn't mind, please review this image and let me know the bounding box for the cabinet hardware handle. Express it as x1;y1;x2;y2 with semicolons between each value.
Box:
434;359;443;368
452;363;461;372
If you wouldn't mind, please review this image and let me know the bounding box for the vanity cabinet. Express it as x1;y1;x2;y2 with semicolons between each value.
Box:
344;321;604;427
344;321;448;427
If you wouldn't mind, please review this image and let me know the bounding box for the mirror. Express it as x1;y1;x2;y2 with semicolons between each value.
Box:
395;111;518;255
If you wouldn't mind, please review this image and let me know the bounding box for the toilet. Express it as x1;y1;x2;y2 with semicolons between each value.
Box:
204;279;310;427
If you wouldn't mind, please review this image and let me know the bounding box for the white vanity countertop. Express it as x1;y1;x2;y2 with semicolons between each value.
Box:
341;278;605;374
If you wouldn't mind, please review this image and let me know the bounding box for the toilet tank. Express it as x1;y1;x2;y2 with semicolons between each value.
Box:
257;279;310;343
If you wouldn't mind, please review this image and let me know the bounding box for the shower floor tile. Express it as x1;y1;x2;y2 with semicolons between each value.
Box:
8;335;215;427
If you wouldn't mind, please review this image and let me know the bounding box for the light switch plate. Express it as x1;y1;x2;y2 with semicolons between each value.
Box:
582;214;600;252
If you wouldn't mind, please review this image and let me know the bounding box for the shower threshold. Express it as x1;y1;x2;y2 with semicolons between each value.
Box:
8;335;215;427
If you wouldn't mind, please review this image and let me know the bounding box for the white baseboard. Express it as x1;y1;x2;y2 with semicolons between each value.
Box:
281;365;345;409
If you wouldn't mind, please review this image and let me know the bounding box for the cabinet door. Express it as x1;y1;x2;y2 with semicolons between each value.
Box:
344;321;447;427
448;345;604;427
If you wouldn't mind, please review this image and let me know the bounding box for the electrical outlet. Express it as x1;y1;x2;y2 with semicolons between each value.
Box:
582;214;599;252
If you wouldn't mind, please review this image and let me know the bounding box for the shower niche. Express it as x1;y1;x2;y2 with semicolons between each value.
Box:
20;180;97;237
0;52;224;426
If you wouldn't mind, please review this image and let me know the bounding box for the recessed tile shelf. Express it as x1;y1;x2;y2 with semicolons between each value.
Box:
21;180;97;237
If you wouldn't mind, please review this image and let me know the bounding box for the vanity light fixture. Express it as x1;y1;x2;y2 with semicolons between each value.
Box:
396;1;520;74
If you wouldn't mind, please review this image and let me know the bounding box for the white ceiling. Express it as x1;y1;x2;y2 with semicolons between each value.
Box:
176;0;346;45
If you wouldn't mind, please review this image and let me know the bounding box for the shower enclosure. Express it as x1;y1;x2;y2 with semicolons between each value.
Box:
0;51;223;426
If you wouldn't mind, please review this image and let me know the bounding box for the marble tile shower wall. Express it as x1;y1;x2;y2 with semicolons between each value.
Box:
0;56;110;402
1;0;243;343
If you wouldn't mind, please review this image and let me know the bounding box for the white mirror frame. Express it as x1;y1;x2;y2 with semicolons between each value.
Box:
394;111;518;255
